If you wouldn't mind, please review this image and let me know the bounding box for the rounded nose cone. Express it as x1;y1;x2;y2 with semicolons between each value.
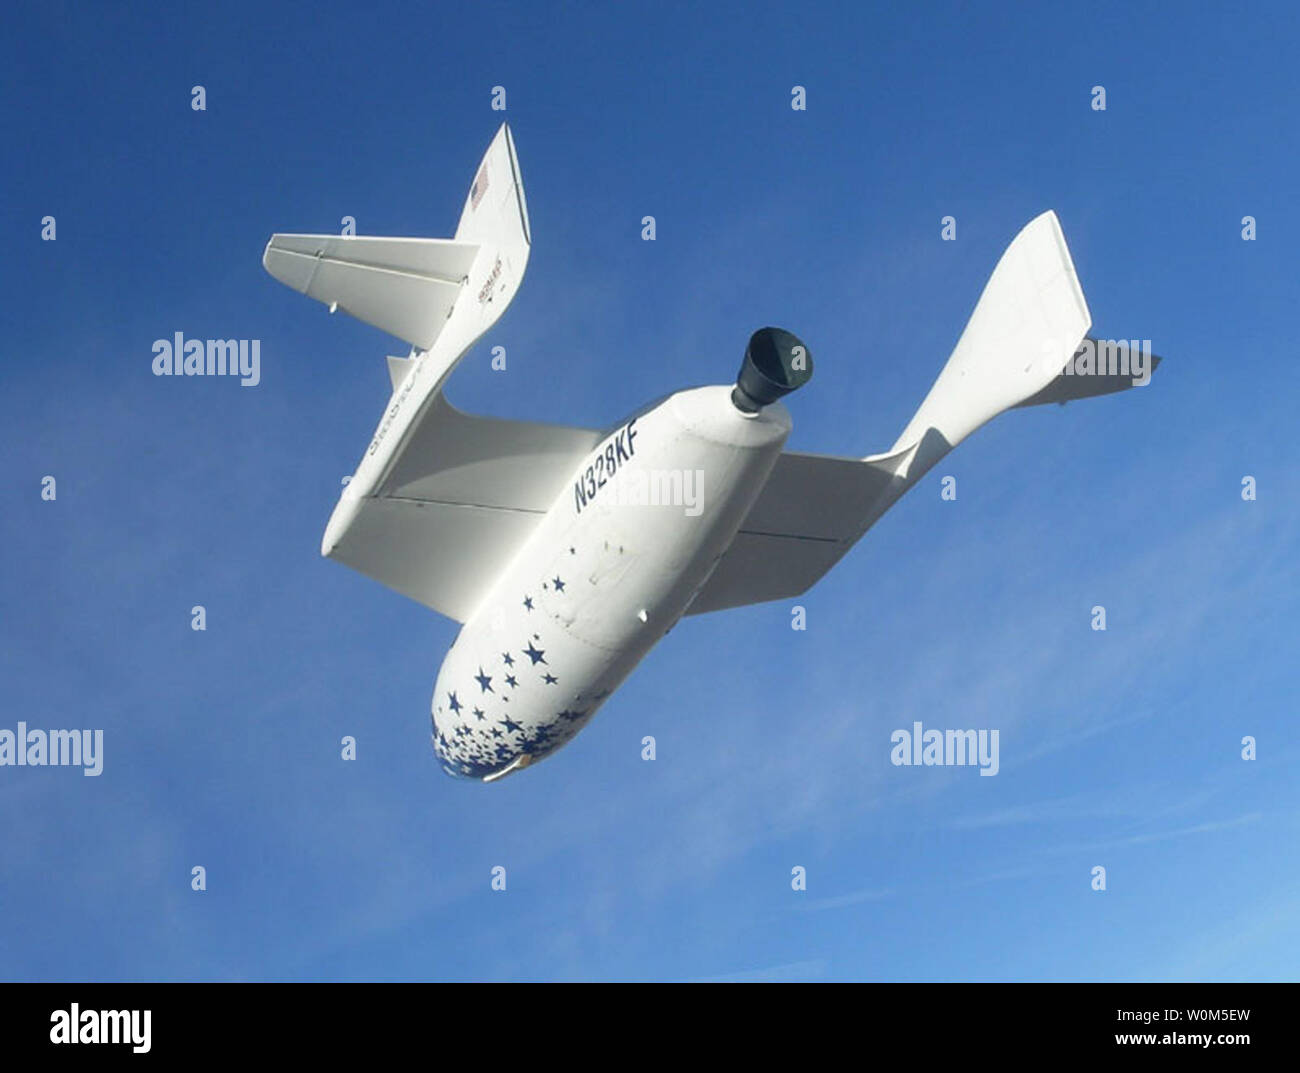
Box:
732;327;814;412
430;669;519;781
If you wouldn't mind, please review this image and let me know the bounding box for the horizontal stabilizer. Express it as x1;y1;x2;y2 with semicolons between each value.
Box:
1017;338;1163;407
262;235;478;350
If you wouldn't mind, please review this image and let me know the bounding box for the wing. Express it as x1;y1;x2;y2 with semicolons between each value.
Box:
689;211;1147;617
686;445;919;615
326;395;602;622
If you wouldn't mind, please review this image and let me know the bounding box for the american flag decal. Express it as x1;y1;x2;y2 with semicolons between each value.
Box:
470;163;489;210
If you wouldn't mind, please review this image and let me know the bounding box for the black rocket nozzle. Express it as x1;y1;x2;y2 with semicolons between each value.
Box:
732;327;814;413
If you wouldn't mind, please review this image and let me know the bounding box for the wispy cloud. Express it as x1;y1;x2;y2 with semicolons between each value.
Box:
795;887;896;912
689;958;830;983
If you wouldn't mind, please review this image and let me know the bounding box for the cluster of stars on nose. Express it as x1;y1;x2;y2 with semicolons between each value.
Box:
433;560;591;778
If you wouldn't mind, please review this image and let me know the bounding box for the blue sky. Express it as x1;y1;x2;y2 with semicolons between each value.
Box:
3;1;1297;981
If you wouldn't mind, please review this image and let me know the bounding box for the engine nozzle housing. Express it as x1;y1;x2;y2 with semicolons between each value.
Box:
732;327;814;413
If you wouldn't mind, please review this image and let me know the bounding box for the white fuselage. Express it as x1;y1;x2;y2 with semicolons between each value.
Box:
431;385;790;780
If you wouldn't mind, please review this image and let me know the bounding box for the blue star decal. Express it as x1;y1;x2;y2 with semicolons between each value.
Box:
474;667;494;693
502;652;514;667
500;717;522;734
543;672;558;685
473;707;486;721
523;595;533;611
523;642;546;665
447;691;462;714
505;674;518;688
552;576;565;592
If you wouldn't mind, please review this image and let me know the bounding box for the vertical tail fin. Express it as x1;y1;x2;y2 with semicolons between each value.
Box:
438;122;532;359
891;210;1092;453
455;122;530;253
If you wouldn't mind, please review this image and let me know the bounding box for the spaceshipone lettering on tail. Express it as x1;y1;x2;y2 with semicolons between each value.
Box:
367;353;422;456
477;256;503;304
